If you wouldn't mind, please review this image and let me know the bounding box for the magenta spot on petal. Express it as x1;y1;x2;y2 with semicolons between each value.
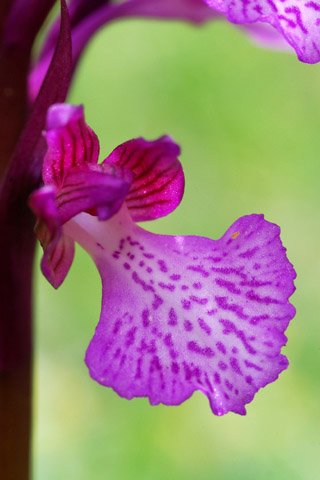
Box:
125;327;137;347
152;294;163;310
246;290;279;305
164;333;174;347
158;259;168;272
187;265;209;277
253;263;261;270
139;261;145;267
232;347;238;354
123;262;130;270
220;319;256;354
120;354;126;367
182;299;191;310
215;278;241;295
230;357;243;375
114;348;121;359
214;372;221;384
150;355;162;372
225;379;233;391
205;373;213;392
168;307;178;326
143;253;154;259
159;282;175;292
245;360;263;371
181;285;189;291
193;282;202;289
239;246;259;259
190;295;208;305
147;267;152;273
207;309;217;316
246;375;253;385
135;357;142;379
113;319;122;335
216;341;226;354
198;318;211;335
216;296;248;319
170;349;178;359
142;309;150;328
218;361;227;371
96;243;104;250
187;341;215;357
170;274;181;281
205;255;222;263
132;271;154;292
250;314;269;325
171;362;179;374
184;319;193;332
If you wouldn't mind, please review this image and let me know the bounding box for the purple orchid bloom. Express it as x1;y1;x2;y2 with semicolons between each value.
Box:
30;103;296;416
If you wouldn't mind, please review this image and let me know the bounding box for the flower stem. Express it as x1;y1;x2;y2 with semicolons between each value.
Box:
0;194;35;480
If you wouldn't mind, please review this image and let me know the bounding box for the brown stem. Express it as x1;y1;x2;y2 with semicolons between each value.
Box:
0;359;33;480
0;47;29;178
0;178;36;479
0;1;71;477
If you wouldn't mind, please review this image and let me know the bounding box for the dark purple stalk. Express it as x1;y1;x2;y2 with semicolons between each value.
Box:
0;1;71;478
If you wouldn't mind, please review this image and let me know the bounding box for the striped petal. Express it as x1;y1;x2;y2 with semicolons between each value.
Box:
56;165;132;222
29;185;75;288
104;137;185;221
43;104;100;187
65;208;296;415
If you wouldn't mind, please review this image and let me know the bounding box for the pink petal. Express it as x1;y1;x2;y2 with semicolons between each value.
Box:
43;104;100;187
56;165;132;222
29;186;75;288
104;137;185;221
205;0;320;63
67;209;295;415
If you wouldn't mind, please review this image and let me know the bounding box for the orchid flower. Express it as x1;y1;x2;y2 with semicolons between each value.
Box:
30;104;296;416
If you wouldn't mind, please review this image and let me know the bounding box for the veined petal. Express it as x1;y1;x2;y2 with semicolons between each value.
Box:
66;208;295;416
105;137;185;221
29;186;75;288
205;0;320;63
56;165;132;222
43;104;100;187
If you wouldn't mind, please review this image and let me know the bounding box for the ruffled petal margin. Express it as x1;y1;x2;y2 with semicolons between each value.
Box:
205;0;320;64
66;209;295;415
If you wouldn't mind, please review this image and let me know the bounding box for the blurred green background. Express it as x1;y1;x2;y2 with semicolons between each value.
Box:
33;17;320;480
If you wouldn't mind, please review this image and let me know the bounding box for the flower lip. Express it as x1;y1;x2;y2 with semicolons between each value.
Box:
80;210;296;416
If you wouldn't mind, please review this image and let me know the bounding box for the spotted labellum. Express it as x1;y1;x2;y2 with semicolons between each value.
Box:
29;103;296;416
